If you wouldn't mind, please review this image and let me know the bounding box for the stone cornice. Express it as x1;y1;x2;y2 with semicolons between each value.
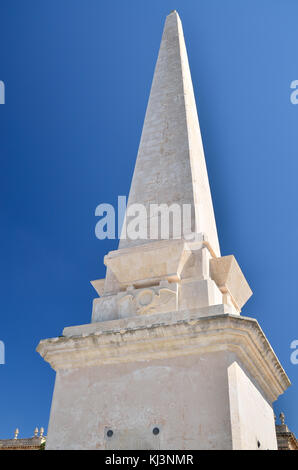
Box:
37;311;290;403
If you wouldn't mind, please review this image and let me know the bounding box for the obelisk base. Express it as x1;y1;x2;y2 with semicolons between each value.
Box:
37;309;289;450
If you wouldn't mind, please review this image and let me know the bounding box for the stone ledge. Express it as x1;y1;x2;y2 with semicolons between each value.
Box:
37;311;290;403
64;303;233;337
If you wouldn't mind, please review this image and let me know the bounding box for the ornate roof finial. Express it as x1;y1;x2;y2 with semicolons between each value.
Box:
40;427;44;437
279;412;285;425
14;428;19;439
34;427;39;437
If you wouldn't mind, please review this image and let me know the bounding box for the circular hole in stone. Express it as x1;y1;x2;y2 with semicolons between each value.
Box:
153;427;160;435
107;430;113;438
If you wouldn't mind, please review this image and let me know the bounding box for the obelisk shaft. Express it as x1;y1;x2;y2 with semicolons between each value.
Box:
120;11;220;257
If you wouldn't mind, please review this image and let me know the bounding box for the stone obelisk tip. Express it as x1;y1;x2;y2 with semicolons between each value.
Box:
168;10;180;19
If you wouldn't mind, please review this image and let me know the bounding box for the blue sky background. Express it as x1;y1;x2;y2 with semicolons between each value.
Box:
0;0;297;440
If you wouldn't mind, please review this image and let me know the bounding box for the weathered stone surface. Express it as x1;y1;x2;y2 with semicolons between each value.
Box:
37;313;290;404
210;255;253;311
104;239;192;287
228;362;278;450
92;281;178;322
41;346;280;450
119;11;220;256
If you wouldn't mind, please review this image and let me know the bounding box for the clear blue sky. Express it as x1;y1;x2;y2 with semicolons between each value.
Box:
0;0;297;440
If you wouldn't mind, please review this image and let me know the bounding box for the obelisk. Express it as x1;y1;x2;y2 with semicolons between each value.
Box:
38;11;290;450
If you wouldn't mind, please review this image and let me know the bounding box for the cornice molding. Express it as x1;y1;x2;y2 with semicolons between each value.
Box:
37;312;290;403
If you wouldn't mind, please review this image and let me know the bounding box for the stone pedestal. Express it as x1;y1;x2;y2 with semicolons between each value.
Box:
37;311;289;450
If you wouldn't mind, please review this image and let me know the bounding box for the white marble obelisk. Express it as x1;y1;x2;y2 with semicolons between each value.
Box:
38;11;290;450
